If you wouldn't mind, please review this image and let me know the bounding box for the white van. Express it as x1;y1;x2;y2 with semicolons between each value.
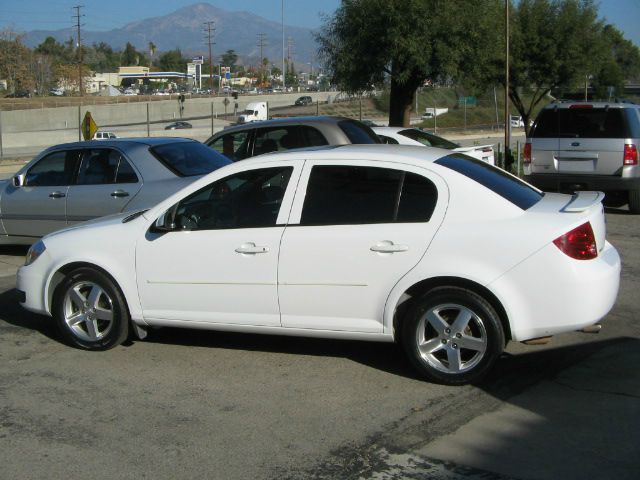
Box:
93;131;118;140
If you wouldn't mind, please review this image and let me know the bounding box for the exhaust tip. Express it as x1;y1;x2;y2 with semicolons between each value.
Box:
581;324;602;334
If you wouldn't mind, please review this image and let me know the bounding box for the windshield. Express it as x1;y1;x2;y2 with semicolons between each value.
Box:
150;142;232;177
243;110;256;115
400;129;459;149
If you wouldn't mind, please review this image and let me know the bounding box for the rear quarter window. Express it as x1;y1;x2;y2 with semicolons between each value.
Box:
435;154;542;210
337;120;381;144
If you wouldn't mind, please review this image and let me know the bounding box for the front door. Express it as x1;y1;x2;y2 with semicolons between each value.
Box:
1;149;81;239
136;164;300;326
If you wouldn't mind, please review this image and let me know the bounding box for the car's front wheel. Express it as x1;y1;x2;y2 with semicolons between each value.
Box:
53;267;129;350
401;287;505;385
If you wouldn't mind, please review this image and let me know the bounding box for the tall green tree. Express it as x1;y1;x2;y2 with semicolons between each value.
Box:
158;49;187;72
221;49;238;70
317;0;502;126
590;24;640;99
508;0;608;134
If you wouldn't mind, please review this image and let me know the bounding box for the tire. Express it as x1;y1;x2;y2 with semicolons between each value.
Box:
628;189;640;214
53;267;129;350
401;287;505;385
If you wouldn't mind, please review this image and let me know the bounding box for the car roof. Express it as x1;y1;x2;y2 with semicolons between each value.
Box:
213;115;359;134
372;126;415;133
232;143;447;167
42;137;197;151
543;100;638;109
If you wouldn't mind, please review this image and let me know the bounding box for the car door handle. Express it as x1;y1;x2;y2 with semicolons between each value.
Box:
110;190;130;198
49;191;66;199
370;242;409;253
235;242;269;254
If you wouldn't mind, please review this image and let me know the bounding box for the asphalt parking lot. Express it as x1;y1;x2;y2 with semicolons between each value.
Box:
0;207;638;480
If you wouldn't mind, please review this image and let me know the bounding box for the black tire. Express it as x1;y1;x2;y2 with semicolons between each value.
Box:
401;287;505;385
52;267;129;350
628;189;640;214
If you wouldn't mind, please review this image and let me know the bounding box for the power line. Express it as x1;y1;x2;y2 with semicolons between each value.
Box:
72;5;84;96
203;21;215;93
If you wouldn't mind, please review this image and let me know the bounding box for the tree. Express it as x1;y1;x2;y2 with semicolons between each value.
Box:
0;30;33;92
121;42;141;66
317;0;502;126
507;0;608;134
148;42;157;68
221;49;238;70
158;49;187;72
590;24;640;99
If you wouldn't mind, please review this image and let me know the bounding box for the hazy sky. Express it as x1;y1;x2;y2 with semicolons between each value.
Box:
1;0;638;46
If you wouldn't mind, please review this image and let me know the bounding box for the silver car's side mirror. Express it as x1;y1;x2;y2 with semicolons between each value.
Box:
13;174;26;187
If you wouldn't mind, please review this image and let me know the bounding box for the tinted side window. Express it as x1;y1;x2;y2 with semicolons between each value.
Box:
115;156;138;183
207;131;251;161
77;149;118;185
435;154;542;210
301;166;438;225
337;120;381;144
173;167;293;230
299;126;329;148
26;150;81;186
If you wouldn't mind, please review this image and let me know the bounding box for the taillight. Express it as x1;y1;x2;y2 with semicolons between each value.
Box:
623;144;638;166
553;222;597;260
524;143;532;164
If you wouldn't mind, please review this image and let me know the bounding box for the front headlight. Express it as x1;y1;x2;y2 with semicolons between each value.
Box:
24;240;46;266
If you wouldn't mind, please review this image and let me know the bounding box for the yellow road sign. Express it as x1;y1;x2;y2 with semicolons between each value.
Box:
81;111;98;141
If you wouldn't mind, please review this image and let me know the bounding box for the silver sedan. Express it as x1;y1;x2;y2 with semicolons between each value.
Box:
0;138;231;245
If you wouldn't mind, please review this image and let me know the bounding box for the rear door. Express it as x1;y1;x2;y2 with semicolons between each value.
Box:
556;107;628;175
66;148;143;224
278;160;447;333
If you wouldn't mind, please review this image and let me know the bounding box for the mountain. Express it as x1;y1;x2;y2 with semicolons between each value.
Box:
23;3;317;65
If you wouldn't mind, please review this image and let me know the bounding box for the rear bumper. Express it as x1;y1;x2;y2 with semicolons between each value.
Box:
525;173;640;193
489;241;621;342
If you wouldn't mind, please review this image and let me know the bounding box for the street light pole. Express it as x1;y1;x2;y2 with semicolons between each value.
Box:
504;0;510;169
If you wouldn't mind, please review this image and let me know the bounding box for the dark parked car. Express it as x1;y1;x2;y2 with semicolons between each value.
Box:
165;121;193;130
0;138;231;244
204;116;381;161
295;96;313;106
5;90;31;98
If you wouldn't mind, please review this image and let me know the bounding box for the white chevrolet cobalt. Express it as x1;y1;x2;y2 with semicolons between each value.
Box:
17;145;621;385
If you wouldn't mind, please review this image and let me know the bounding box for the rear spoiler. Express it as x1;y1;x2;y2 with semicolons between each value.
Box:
561;191;605;213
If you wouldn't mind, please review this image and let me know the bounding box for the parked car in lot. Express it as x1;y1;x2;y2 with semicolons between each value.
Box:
524;100;640;213
92;131;118;140
295;96;313;106
373;126;496;165
17;145;620;385
165;121;193;130
205;116;381;161
0;138;231;244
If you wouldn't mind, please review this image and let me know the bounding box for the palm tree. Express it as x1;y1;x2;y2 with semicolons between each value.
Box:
148;42;156;68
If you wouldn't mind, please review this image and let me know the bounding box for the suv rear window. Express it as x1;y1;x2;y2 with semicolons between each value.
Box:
337;120;381;144
150;142;232;177
435;154;542;210
532;107;639;139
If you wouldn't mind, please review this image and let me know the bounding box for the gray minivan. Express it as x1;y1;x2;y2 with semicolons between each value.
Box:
524;100;640;213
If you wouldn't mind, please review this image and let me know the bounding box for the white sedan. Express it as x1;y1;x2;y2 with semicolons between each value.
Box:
373;126;496;165
17;145;620;385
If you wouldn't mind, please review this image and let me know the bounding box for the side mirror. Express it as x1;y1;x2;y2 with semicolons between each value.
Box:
152;208;177;232
13;174;26;187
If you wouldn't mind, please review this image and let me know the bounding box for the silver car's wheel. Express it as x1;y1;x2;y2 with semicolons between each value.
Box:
402;287;504;385
54;267;129;350
62;281;114;342
415;303;487;374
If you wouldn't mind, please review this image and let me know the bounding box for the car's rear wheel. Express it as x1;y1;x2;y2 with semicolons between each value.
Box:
53;267;129;350
401;287;504;385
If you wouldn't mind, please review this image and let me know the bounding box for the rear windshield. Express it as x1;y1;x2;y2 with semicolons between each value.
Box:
532;107;639;139
150;142;232;177
399;129;459;149
435;154;543;210
338;120;382;144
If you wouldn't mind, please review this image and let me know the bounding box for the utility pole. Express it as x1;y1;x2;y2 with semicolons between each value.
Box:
504;0;510;169
203;21;215;94
282;0;285;91
287;36;295;87
72;5;84;96
257;33;267;87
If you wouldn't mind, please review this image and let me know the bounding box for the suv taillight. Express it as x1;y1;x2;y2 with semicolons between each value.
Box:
523;143;532;164
553;222;597;260
623;144;638;166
